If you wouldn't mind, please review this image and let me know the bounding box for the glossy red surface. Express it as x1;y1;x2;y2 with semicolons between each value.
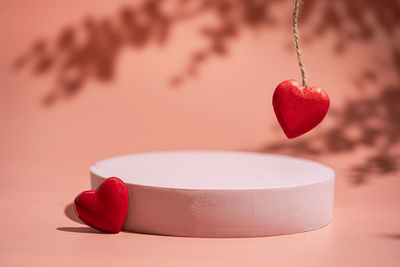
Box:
74;177;128;233
273;80;330;139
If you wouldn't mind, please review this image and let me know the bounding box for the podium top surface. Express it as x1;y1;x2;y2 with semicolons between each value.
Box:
90;151;334;190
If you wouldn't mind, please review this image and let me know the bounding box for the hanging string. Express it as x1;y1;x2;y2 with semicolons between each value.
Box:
292;0;307;87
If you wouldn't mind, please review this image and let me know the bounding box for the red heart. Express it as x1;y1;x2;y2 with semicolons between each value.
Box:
74;177;129;233
273;80;330;139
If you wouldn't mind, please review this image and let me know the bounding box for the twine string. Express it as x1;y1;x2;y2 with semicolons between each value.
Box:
293;0;307;87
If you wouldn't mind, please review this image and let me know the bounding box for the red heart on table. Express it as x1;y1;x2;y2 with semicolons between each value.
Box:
273;80;330;139
74;177;129;233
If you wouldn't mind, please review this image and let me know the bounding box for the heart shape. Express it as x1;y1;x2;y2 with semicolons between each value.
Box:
273;80;330;139
74;177;129;233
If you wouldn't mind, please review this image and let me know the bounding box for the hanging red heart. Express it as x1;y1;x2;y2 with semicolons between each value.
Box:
273;80;330;139
74;177;129;233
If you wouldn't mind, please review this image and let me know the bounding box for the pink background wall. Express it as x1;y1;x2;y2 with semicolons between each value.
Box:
1;0;399;266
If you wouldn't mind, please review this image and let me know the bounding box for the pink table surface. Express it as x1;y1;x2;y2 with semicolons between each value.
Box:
1;165;399;266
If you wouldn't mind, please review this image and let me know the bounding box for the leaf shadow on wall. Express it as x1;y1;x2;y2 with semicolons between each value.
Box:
255;0;400;184
12;0;400;184
13;0;279;106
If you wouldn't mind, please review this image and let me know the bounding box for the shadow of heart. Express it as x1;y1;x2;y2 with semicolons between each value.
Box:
64;202;84;224
56;226;106;234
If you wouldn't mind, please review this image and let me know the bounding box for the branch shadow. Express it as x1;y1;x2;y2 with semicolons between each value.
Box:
259;83;400;185
11;1;400;184
13;0;400;103
380;233;400;240
13;0;279;106
256;0;400;185
12;0;400;99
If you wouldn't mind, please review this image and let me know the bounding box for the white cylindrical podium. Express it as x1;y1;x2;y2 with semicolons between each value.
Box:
90;151;334;237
